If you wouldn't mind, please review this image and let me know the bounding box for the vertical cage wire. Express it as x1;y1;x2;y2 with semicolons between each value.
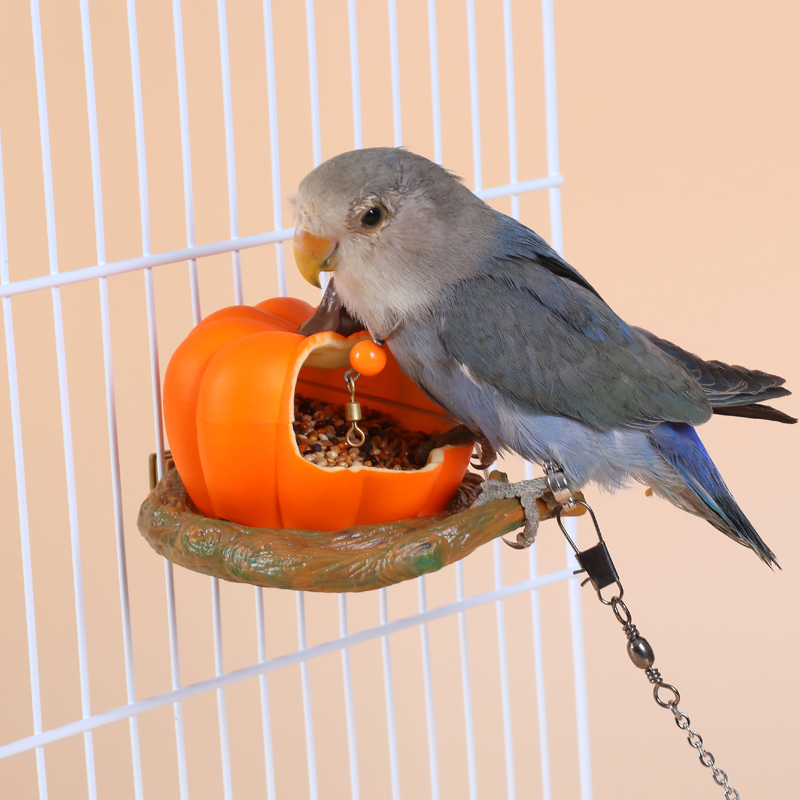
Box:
172;0;201;321
456;561;479;800
540;0;592;796
525;476;554;800
256;4;285;764
216;0;243;306
82;0;146;795
255;588;277;800
296;591;319;800
31;0;98;795
337;594;360;800
493;538;517;800
426;0;443;165
418;576;440;800
379;587;401;800
304;0;322;168
0;121;50;800
263;0;287;299
211;577;234;800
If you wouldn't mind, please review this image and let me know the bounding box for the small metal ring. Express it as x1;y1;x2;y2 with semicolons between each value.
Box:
346;423;366;447
611;597;632;624
699;750;715;768
653;682;681;709
688;731;704;749
712;768;728;787
673;712;690;730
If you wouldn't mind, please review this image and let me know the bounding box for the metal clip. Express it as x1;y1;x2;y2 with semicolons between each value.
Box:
557;500;623;603
544;460;576;511
368;319;401;346
343;368;366;447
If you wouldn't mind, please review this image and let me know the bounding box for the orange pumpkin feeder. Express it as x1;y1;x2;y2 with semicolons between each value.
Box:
163;297;474;531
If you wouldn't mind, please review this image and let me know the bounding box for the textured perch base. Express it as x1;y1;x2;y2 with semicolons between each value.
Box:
138;468;583;593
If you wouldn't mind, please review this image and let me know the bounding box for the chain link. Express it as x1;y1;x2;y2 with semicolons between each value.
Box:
556;497;742;798
669;703;740;799
607;593;741;799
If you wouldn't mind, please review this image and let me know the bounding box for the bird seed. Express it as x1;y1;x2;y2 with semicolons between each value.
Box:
293;393;438;470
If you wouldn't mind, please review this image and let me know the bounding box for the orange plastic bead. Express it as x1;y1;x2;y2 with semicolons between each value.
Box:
349;339;387;376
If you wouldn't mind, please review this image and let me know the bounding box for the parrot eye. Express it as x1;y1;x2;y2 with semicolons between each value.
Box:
360;205;384;230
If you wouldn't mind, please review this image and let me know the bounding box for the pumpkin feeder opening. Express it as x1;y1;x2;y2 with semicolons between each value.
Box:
273;331;474;530
292;334;457;473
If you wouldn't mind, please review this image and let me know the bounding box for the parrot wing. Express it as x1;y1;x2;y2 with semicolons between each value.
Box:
437;267;712;432
632;326;796;423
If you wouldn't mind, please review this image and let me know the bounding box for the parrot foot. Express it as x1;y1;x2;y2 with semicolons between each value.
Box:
472;472;556;549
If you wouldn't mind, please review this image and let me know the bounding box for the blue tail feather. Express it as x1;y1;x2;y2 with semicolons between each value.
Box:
648;422;778;567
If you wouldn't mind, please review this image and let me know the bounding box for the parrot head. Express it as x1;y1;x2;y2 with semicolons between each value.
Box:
292;147;494;334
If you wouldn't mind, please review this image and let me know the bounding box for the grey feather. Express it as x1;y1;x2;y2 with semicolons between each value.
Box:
634;326;796;417
711;403;797;424
435;273;711;432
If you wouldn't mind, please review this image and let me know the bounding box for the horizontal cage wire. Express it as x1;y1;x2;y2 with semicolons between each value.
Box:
0;1;596;799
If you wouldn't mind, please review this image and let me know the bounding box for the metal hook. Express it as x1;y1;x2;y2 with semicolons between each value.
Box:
344;369;366;447
344;367;360;390
368;320;401;346
556;500;605;553
557;500;623;602
346;423;366;448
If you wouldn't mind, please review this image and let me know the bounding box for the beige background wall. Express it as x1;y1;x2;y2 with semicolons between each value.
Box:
0;0;797;798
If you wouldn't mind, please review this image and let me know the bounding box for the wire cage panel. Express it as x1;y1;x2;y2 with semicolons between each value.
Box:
0;1;594;798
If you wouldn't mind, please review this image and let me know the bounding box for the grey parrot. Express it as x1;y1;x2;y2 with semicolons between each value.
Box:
292;147;795;566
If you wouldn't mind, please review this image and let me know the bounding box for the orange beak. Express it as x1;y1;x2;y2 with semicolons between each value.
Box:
293;226;338;288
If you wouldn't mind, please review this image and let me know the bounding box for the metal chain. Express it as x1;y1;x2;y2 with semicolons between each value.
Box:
672;706;740;800
609;597;740;800
554;490;742;799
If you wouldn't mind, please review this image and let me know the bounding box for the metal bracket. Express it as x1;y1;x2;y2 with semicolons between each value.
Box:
544;460;576;511
149;450;175;490
557;499;622;600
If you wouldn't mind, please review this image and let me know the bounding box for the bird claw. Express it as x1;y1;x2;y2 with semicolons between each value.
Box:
502;529;536;549
470;436;497;469
473;476;545;549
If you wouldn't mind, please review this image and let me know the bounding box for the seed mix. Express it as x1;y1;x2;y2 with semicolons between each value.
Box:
293;393;439;470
